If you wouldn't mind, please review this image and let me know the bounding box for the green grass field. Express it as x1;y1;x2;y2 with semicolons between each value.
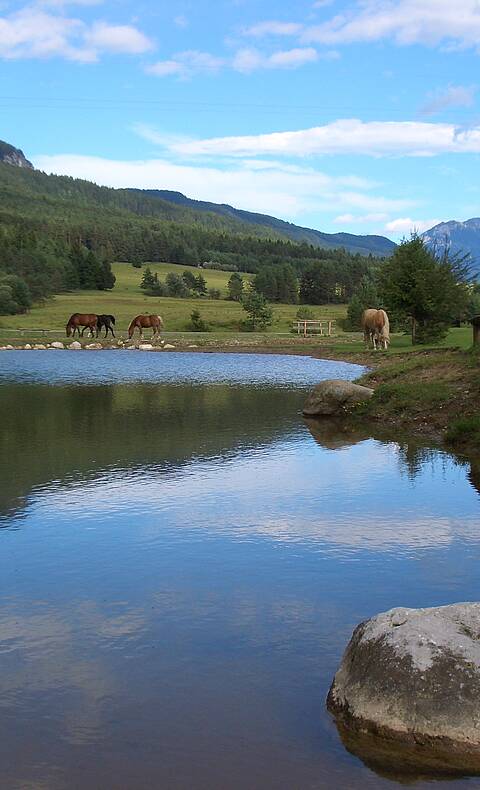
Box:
0;262;346;337
0;261;474;352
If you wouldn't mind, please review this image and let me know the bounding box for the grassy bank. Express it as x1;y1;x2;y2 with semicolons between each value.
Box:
353;347;480;450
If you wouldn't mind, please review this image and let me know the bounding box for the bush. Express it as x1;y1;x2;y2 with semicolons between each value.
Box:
208;288;221;300
187;309;210;332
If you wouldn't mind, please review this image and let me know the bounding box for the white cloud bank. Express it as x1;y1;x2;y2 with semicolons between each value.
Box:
161;119;480;158
33;153;413;220
147;46;323;78
0;4;152;61
302;0;480;50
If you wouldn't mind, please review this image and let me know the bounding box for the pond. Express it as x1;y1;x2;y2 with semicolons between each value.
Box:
0;351;479;790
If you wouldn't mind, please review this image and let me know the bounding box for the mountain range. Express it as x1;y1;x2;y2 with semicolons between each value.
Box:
1;139;394;257
131;189;396;257
2;139;480;274
422;219;480;277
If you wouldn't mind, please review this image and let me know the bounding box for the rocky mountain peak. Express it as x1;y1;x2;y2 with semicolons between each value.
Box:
0;140;33;169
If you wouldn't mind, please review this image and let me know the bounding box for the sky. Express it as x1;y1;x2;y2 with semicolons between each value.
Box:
2;0;480;241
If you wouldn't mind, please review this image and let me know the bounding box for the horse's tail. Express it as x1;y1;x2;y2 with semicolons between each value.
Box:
157;315;164;328
127;318;136;338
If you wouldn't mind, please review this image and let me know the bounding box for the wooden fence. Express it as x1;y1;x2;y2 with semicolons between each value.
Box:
293;320;336;338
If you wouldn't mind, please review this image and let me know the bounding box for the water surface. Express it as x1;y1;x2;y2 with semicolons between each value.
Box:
0;352;479;790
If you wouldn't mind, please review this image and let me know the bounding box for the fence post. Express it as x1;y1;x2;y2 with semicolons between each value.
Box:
472;316;480;346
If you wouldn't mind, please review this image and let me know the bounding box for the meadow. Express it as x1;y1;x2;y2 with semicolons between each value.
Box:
0;262;345;337
0;261;474;352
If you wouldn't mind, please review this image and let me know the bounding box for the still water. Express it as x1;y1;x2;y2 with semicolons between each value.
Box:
0;351;479;790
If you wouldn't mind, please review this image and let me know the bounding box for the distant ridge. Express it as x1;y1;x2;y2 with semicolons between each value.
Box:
422;218;480;277
131;189;396;257
0;137;396;258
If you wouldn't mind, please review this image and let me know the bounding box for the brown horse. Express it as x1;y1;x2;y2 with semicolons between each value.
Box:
66;313;98;338
361;308;390;351
128;314;164;340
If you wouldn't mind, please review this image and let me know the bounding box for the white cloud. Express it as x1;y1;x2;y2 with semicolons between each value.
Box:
334;212;389;224
242;20;304;37
146;50;224;78
420;84;476;116
147;46;320;77
302;0;480;50
385;217;442;235
33;152;413;221
163;119;480;158
0;4;152;61
84;22;152;54
232;46;318;73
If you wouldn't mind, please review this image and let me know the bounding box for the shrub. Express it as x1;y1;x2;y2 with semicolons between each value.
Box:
188;309;210;332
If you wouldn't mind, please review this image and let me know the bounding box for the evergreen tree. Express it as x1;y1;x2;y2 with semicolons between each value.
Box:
140;267;156;291
193;273;207;296
379;235;470;344
182;270;197;291
165;272;189;297
241;287;273;331
345;274;379;331
227;271;244;301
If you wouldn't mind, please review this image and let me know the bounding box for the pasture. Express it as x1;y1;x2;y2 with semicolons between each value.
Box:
0;261;346;336
0;261;474;352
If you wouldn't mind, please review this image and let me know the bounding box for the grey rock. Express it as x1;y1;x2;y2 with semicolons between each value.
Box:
163;343;175;350
139;343;154;351
49;341;64;349
327;603;480;774
33;344;47;350
303;379;373;416
68;341;82;350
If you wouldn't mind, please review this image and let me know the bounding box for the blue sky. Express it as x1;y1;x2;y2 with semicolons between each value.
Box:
2;0;480;240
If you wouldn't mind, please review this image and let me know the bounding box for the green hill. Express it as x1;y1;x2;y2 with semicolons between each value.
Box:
135;189;396;257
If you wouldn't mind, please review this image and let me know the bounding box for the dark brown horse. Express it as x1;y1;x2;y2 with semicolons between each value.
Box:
128;314;164;340
96;314;116;338
66;313;98;338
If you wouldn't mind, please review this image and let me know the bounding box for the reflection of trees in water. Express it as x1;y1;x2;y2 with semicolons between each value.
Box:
0;383;303;522
305;417;480;498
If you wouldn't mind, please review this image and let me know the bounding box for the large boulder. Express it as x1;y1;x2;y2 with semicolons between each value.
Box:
303;379;373;416
68;341;82;350
49;341;64;350
327;603;480;775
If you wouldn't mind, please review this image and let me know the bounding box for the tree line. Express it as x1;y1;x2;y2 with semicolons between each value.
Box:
0;224;115;315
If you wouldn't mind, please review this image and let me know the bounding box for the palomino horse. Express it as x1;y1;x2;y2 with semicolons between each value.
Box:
96;314;116;338
361;308;390;350
128;314;164;340
66;313;98;338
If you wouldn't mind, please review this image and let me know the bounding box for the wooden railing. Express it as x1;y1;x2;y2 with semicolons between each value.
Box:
293;320;335;338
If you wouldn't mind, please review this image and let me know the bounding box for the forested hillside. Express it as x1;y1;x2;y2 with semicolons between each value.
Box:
0;151;386;314
131;189;396;257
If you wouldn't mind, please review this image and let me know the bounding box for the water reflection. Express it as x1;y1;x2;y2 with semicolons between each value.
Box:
0;353;479;789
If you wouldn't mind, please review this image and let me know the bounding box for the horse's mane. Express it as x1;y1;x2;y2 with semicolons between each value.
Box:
379;309;390;339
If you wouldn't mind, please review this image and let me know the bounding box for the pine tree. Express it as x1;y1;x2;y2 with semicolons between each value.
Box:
379;235;470;344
